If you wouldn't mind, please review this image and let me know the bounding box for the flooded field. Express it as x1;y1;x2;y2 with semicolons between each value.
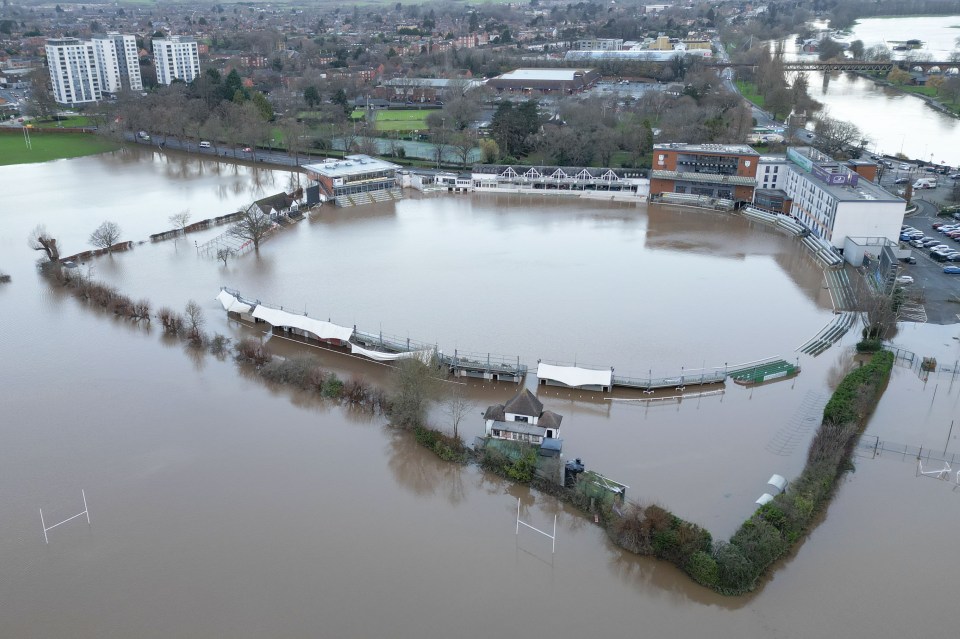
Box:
2;149;959;637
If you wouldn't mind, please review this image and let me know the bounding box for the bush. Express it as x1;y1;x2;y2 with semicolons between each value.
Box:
260;355;321;388
414;425;468;463
687;551;719;587
856;339;882;352
209;333;231;357
506;448;538;483
322;372;343;398
235;337;273;365
713;541;757;595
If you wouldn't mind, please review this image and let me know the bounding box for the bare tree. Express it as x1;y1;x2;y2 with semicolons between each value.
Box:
184;299;206;345
169;210;192;241
89;221;122;252
813;115;865;158
228;206;274;252
450;131;478;167
29;225;60;262
442;384;476;442
216;247;234;266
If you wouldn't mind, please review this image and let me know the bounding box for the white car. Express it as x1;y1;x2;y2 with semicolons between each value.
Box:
900;163;911;170
896;275;914;284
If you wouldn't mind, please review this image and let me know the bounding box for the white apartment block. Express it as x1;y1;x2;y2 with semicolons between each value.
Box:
92;33;142;93
757;147;905;249
152;36;200;85
45;38;101;105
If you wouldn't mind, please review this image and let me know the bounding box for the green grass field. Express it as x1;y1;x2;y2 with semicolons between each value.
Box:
371;109;432;132
0;132;120;166
32;115;94;128
735;80;766;108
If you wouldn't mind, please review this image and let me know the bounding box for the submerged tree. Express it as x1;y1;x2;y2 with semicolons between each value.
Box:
29;224;60;263
442;384;476;442
89;221;123;252
227;206;273;252
390;357;442;430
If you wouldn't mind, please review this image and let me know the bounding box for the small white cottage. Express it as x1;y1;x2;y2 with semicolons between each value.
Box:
483;389;563;446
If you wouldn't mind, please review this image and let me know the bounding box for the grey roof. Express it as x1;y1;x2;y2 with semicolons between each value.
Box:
484;404;506;421
654;143;759;156
495;68;593;82
539;411;563;430
503;389;543;417
302;154;399;178
489;420;546;437
252;192;293;215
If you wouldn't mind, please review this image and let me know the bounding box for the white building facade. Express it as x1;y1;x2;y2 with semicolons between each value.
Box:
92;33;142;93
758;147;905;249
45;38;101;105
152;36;200;85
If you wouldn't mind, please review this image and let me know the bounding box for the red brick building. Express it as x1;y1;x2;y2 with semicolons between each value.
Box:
649;143;760;201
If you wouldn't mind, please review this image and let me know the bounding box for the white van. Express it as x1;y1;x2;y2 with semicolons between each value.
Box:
199;141;211;148
913;178;937;189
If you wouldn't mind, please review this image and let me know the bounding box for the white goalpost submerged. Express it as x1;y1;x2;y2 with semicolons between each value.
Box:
39;490;90;544
515;498;557;554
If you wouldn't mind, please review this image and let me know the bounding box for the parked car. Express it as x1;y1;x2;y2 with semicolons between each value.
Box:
910;239;927;248
900;256;918;264
948;254;960;262
931;250;951;261
944;266;960;274
895;177;910;184
950;173;960;180
896;275;914;284
900;163;912;170
933;222;947;229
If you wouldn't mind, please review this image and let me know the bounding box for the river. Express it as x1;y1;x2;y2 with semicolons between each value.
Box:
778;16;960;165
1;149;959;637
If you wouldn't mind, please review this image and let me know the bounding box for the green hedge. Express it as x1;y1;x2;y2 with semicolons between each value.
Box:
597;351;893;596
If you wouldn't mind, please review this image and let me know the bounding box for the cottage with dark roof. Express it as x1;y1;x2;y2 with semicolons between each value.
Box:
484;389;563;451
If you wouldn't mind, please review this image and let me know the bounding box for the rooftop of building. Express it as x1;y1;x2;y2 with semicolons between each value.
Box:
783;147;903;203
654;142;760;156
493;68;594;82
302;154;400;178
383;77;483;89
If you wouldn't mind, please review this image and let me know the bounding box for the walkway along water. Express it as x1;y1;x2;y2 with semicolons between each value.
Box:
217;287;800;391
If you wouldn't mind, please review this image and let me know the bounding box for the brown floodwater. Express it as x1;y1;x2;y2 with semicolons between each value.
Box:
2;148;959;637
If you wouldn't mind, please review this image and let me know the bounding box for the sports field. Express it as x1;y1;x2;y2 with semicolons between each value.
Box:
349;109;433;132
0;132;120;165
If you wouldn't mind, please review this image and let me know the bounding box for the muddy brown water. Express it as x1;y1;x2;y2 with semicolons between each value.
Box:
2;149;959;637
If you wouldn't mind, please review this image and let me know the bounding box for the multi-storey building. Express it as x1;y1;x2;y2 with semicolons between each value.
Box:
649;143;760;201
45;37;101;105
758;147;904;248
153;36;200;85
91;33;141;94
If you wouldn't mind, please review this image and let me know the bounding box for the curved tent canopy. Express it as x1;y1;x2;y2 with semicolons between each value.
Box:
537;362;612;388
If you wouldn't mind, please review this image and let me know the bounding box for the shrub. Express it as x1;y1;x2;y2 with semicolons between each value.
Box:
322;372;344;398
729;518;787;578
856;339;882;352
235;337;272;365
209;333;231;357
260;355;320;388
713;541;757;595
414;425;468;463
506;448;538;483
687;551;719;587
